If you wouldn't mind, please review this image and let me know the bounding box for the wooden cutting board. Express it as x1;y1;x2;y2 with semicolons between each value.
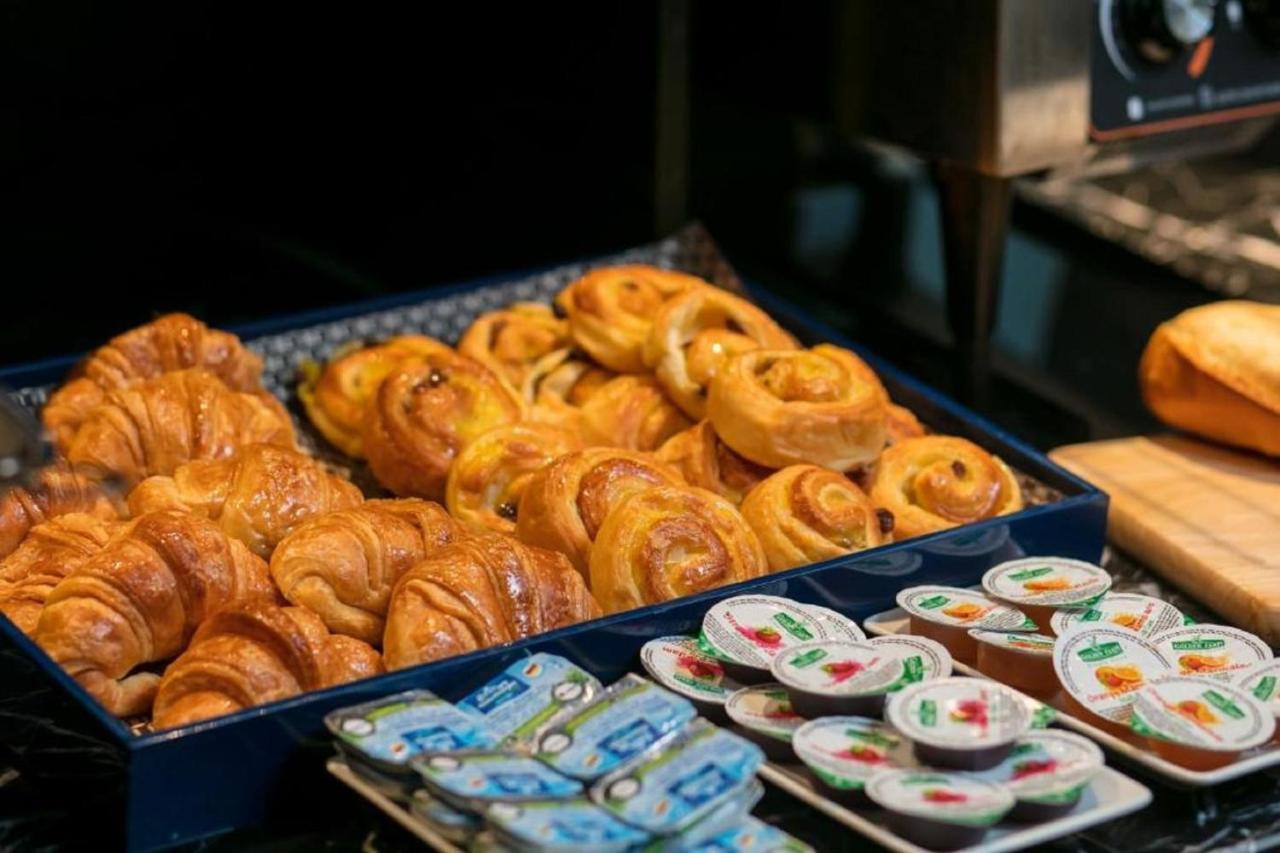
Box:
1050;435;1280;646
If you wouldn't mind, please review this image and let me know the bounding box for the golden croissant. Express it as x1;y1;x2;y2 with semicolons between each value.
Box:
383;534;601;670
0;513;121;636
0;463;122;560
457;302;570;392
128;444;363;558
34;510;277;716
655;420;773;505
269;499;462;645
151;603;383;729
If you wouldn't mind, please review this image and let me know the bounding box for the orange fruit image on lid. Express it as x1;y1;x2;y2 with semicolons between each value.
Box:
1023;576;1072;592
1179;653;1230;675
1095;664;1144;693
942;602;984;621
1174;699;1218;726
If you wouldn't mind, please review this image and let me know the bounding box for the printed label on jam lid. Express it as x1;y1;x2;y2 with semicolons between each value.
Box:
1238;660;1280;717
982;557;1112;608
803;605;867;642
868;635;954;691
1129;676;1276;751
641;636;742;705
1050;593;1184;638
896;586;1036;632
969;630;1056;657
865;770;1014;827
694;816;814;852
324;690;497;770
456;653;602;746
792;717;916;790
700;596;830;669
885;677;1031;750
771;640;902;696
414;751;583;805
724;684;805;742
1151;626;1273;682
485;798;649;851
972;730;1103;803
1053;627;1174;721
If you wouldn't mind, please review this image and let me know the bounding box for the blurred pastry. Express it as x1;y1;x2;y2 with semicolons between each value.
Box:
523;347;615;435
655;420;772;504
458;303;570;392
0;463;122;560
0;513;120;636
578;375;692;451
885;402;926;445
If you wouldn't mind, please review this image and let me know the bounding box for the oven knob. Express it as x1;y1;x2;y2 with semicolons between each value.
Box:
1245;0;1280;46
1124;0;1217;63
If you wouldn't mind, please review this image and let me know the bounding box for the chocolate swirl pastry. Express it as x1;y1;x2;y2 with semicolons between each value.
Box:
458;302;571;392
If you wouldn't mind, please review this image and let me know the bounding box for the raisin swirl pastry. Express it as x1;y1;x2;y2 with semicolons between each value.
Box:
362;350;524;499
741;465;889;572
458;302;570;392
655;420;772;505
589;485;767;614
643;287;798;419
867;435;1023;540
445;423;582;535
578;375;692;452
707;345;889;471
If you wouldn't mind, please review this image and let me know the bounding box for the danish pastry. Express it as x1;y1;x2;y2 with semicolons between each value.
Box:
655;420;772;504
578;375;692;451
458;302;570;391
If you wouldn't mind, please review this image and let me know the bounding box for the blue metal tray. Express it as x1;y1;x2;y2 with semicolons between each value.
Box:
0;226;1106;850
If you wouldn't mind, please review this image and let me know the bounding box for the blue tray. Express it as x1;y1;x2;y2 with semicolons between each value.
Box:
0;226;1106;850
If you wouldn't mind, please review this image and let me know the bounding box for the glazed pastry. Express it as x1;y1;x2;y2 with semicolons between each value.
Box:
655;420;772;504
0;463;122;560
578;375;693;451
382;534;600;670
269;499;462;645
557;264;708;372
740;465;889;572
362;352;523;499
0;513;120;636
63;369;296;488
33;511;276;716
523;348;615;436
298;335;453;458
707;344;889;470
515;447;686;576
643;287;797;419
589;485;767;614
867;436;1023;540
458;302;571;392
886;402;926;445
127;444;364;558
43;313;264;452
152;603;383;729
444;423;582;535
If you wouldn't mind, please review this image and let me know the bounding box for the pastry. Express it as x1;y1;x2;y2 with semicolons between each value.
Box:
707;344;889;470
152;603;383;729
33;510;276;716
444;423;582;535
557;264;708;372
589;485;767;614
515;447;686;576
644;287;797;419
655;420;773;504
457;302;570;392
63;369;296;488
298;335;453;458
269;499;462;645
523;347;615;435
362;352;523;499
578;375;693;451
886;402;926;445
382;534;600;670
0;463;122;560
127;444;364;558
740;465;889;572
1139;300;1280;456
43;313;264;451
867;436;1023;540
0;513;120;635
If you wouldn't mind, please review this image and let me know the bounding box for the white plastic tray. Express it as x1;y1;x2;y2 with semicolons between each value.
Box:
327;757;462;853
865;607;1280;787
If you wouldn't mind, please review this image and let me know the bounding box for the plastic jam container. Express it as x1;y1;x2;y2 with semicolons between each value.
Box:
973;730;1103;822
867;635;954;686
896;586;1035;664
884;677;1031;771
1049;592;1184;638
1129;676;1276;770
639;635;743;724
1052;626;1174;737
724;683;807;761
699;595;831;685
791;716;916;805
982;558;1112;635
804;604;867;642
1238;660;1280;743
864;769;1014;851
1150;625;1273;683
770;640;903;719
970;630;1058;697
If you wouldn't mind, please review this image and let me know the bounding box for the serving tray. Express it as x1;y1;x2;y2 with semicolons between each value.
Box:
0;224;1108;849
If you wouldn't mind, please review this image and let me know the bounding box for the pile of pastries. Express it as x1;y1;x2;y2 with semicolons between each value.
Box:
0;265;1024;729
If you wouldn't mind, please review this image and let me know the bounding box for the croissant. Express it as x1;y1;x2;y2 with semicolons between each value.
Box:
63;369;296;488
741;465;889;572
0;513;120;636
557;265;708;373
444;423;582;535
515;447;686;576
578;375;693;451
298;335;453;458
33;510;276;716
383;534;600;670
43;313;264;451
523;348;615;436
458;303;571;392
362;352;523;499
127;444;364;558
151;603;383;729
643;287;797;419
655;420;773;505
269;499;462;645
707;345;889;471
867;436;1023;540
0;463;122;560
589;485;768;614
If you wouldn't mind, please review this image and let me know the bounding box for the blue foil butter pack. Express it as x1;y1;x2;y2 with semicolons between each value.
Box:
413;751;584;808
534;674;698;781
679;816;813;852
457;653;602;746
485;798;650;852
649;778;765;851
592;719;764;835
324;690;496;774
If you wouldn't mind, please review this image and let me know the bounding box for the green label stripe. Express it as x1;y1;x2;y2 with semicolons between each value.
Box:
919;699;938;728
789;648;828;669
1171;638;1226;651
813;767;860;790
1204;689;1245;720
917;595;949;610
366;700;421;721
1253;676;1277;702
848;728;897;749
1077;641;1123;662
1008;566;1054;581
1024;784;1087;805
775;612;814;641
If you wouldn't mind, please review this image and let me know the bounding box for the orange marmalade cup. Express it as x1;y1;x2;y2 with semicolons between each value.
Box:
1050;592;1184;638
1052;626;1174;738
982;557;1112;636
1129;676;1275;770
896;586;1036;665
1150;625;1273;683
1238;660;1280;743
969;630;1058;698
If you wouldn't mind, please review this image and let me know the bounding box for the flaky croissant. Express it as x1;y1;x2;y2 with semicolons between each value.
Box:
63;369;296;488
0;463;122;560
0;513;121;636
655;420;773;505
34;510;276;716
578;375;692;452
151;603;383;729
458;303;571;392
383;534;600;670
269;499;462;645
127;444;363;558
43;313;264;452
